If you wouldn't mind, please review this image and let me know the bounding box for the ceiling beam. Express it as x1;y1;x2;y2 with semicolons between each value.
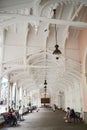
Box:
3;64;59;69
0;13;87;29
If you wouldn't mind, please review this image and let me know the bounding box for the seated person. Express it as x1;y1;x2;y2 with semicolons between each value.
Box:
65;107;75;122
7;108;17;126
65;107;71;122
69;109;75;119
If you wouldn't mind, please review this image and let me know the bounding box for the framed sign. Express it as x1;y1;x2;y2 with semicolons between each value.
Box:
41;98;50;103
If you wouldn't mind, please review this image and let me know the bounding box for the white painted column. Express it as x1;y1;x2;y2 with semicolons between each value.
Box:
21;86;24;108
15;82;19;109
7;79;10;111
17;88;20;108
58;91;65;109
13;84;16;109
9;82;13;107
64;88;68;110
79;82;85;119
61;92;65;110
19;87;22;101
18;87;22;108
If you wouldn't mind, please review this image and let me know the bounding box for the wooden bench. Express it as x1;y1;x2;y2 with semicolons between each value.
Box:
71;112;82;123
1;112;18;127
75;112;82;121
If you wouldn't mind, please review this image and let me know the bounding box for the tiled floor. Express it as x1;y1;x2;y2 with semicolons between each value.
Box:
1;108;87;130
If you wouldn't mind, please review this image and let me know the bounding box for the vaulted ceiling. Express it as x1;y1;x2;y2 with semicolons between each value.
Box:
0;0;87;94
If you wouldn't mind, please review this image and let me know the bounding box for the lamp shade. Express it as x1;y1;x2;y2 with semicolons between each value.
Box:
53;9;62;60
44;80;47;85
53;44;61;59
